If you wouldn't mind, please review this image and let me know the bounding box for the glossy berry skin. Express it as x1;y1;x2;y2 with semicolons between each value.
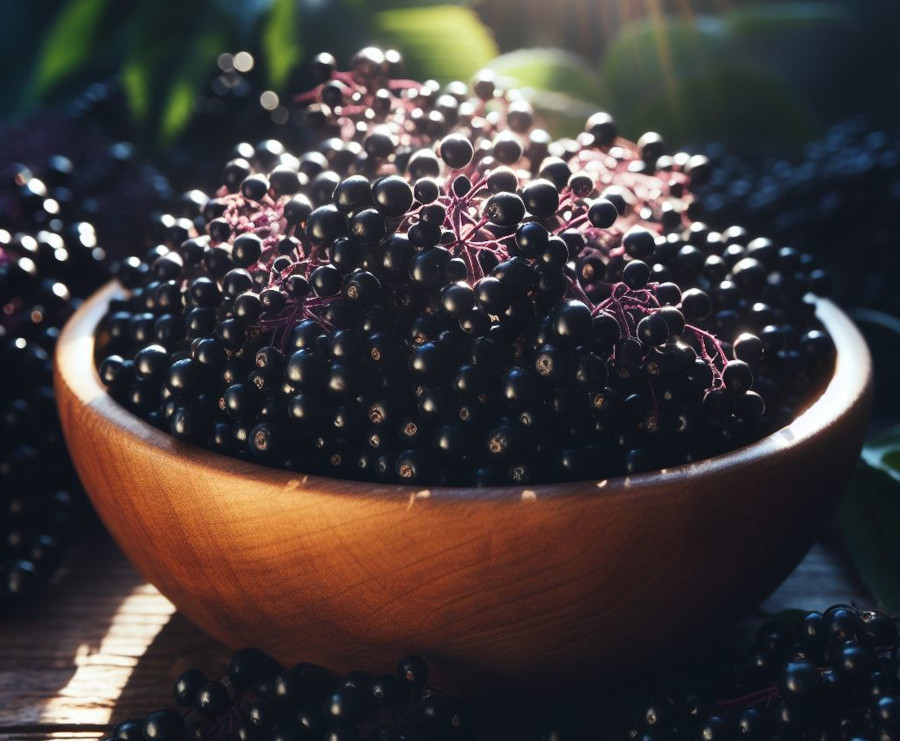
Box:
861;609;898;645
334;175;373;214
372;175;414;218
409;248;451;288
369;674;409;708
723;360;753;393
413;178;440;204
173;668;209;707
195;680;230;716
483;192;526;227
798;611;827;648
323;687;365;723
755;620;792;659
343;271;381;307
397;655;429;688
622;260;650;289
311;265;343;297
142;710;185;741
876;697;900;731
733;333;763;364
586;111;617;145
522;179;559;219
395;449;432;483
88;50;839;493
439;134;474;169
681;288;712;320
636;314;669;346
639;697;676;729
409;343;446;381
440;282;475;316
825;606;861;642
553;300;592;345
515;221;549;258
588;198;618;228
777;661;823;707
349;208;387;245
831;652;868;702
111;719;144;740
501;368;539;409
165;358;202;396
98;355;133;388
232;234;262;267
227;648;281;692
307;205;345;245
487;167;518;194
474;277;507;314
622;227;655;259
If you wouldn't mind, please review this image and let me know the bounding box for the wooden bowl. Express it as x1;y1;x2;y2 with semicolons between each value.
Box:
55;282;872;694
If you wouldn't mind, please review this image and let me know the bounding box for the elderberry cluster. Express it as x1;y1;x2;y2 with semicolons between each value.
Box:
626;605;900;741
0;95;174;614
0;81;175;260
0;164;107;612
692;119;900;316
107;650;475;741
94;47;835;486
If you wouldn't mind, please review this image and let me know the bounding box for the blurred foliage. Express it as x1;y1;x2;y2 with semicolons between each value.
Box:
6;0;899;151
30;0;112;101
15;0;496;148
626;64;817;144
263;0;302;91
483;48;603;137
842;422;900;612
373;6;497;83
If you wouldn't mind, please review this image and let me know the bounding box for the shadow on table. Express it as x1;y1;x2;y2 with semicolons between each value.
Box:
0;528;142;730
0;530;227;733
109;610;230;725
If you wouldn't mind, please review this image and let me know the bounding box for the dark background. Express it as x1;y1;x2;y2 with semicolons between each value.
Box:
4;0;898;156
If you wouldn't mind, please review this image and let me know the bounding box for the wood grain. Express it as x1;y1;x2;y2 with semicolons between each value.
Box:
0;535;229;741
53;282;874;696
0;532;872;741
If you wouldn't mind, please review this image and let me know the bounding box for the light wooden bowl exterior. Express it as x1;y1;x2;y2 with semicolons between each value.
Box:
55;282;872;694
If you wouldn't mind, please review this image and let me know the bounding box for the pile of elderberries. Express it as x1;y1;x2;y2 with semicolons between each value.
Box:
94;47;835;486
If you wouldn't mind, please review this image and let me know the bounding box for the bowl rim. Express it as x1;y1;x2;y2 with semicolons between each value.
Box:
56;280;872;501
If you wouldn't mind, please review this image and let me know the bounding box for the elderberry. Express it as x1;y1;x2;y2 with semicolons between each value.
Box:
91;46;836;489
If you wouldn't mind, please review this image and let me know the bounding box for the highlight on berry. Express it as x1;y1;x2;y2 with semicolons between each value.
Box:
624;604;900;741
93;47;836;487
108;650;476;741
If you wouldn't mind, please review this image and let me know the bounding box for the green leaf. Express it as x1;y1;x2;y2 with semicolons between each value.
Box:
121;59;151;122
375;0;474;6
262;0;301;90
860;427;900;484
602;15;731;118
119;0;229;149
373;5;498;83
615;63;816;144
159;23;228;146
485;48;602;105
601;13;817;143
850;309;900;422
515;91;599;140
840;426;900;612
31;0;113;99
160;78;197;146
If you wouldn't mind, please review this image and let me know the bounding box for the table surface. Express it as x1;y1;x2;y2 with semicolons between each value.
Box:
0;529;872;741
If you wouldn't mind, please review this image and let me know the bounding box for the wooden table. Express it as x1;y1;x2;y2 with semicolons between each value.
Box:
0;529;871;741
